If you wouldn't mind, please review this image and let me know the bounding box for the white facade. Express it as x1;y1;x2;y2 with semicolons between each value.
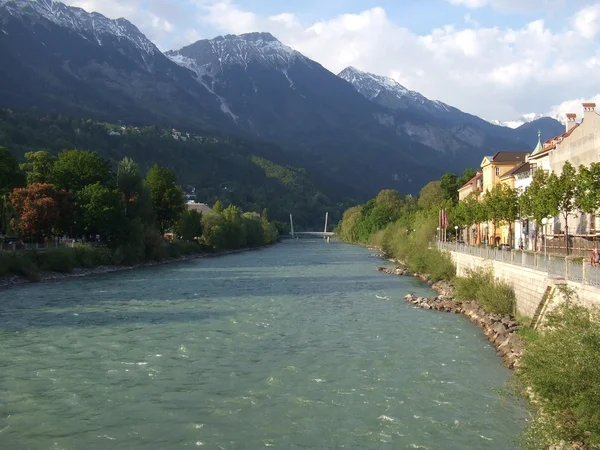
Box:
549;104;600;235
514;171;533;250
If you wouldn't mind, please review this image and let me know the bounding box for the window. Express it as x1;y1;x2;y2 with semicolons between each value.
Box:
530;163;537;176
495;166;500;176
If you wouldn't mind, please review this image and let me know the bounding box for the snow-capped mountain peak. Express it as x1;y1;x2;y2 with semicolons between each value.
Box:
166;32;308;79
338;66;451;114
488;113;566;129
339;66;410;100
0;0;157;55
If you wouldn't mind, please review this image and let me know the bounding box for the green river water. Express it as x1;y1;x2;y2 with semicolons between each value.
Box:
0;240;525;449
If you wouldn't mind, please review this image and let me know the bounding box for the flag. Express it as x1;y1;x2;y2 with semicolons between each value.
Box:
441;209;448;229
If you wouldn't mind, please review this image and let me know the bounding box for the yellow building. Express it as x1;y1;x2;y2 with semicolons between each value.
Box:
479;151;529;245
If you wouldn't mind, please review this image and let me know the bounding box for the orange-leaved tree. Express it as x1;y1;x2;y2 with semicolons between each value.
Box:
10;183;71;240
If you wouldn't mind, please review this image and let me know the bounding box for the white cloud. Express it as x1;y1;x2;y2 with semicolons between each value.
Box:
59;0;600;122
445;0;566;13
572;4;600;39
548;95;600;119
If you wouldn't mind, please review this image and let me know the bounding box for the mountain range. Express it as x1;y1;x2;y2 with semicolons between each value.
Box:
0;0;565;202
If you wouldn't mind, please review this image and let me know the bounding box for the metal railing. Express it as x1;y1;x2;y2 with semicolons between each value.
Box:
0;241;79;251
439;242;600;287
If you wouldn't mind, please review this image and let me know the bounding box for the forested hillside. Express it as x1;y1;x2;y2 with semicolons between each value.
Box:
0;110;350;228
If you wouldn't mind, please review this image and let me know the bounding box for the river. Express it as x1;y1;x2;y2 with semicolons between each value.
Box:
0;240;524;449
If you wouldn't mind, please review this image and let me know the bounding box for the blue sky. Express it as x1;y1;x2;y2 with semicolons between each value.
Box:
66;0;600;121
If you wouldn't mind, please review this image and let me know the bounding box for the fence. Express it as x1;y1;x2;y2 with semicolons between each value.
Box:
438;242;600;287
0;240;78;251
544;235;600;257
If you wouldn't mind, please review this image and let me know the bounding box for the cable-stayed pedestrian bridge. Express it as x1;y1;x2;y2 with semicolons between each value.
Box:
281;213;334;239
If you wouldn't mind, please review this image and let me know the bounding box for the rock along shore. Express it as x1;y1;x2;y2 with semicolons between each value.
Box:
0;246;269;291
375;257;525;370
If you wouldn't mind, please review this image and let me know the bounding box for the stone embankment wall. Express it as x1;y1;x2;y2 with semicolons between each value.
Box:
448;251;600;318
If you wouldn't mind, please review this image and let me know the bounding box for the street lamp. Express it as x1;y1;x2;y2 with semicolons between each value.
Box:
542;218;548;258
454;225;459;248
436;227;440;243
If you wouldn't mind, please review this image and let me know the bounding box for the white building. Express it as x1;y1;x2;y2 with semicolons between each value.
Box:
549;103;600;235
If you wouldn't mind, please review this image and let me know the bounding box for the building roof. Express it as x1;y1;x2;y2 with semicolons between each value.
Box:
490;151;530;163
500;162;530;179
530;122;581;160
187;202;213;214
531;130;543;156
459;171;482;190
459;171;483;190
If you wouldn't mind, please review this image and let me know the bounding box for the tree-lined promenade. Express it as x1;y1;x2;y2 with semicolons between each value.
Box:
0;147;278;278
453;161;600;253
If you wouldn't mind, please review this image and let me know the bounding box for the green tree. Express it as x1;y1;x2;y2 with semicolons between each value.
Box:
20;151;57;185
337;205;362;242
174;209;203;241
51;150;112;192
116;157;154;226
73;183;125;241
457;168;478;187
575;162;600;216
546;162;577;254
492;184;519;246
144;164;185;234
213;200;225;214
418;181;444;210
0;147;25;234
520;169;556;251
0;147;25;193
440;173;459;203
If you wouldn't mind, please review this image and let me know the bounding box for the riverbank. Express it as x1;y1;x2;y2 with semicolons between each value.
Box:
374;249;526;371
0;245;273;291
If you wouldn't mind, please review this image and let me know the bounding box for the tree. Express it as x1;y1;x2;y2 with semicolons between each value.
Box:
213;200;225;214
455;194;482;244
73;183;126;241
116;157;154;225
546;162;578;254
440;173;459;203
51;149;112;192
0;147;25;194
492;184;519;246
418;181;444;210
520;169;556;251
174;209;203;241
337;206;363;242
20;151;57;185
458;168;478;187
117;157;141;214
10;183;71;240
144;164;185;234
0;147;25;234
575;162;600;216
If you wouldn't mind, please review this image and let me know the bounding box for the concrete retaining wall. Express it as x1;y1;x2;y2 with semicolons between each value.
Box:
448;251;600;318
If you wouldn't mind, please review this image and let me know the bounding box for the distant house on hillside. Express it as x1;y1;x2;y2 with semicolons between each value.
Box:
187;202;212;214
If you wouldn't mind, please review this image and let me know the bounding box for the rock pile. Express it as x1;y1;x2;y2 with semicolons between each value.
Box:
404;294;525;369
376;266;409;276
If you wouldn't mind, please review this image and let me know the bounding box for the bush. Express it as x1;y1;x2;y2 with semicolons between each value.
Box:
518;302;600;449
0;251;39;280
36;248;77;273
73;245;99;267
454;268;516;315
454;268;493;301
